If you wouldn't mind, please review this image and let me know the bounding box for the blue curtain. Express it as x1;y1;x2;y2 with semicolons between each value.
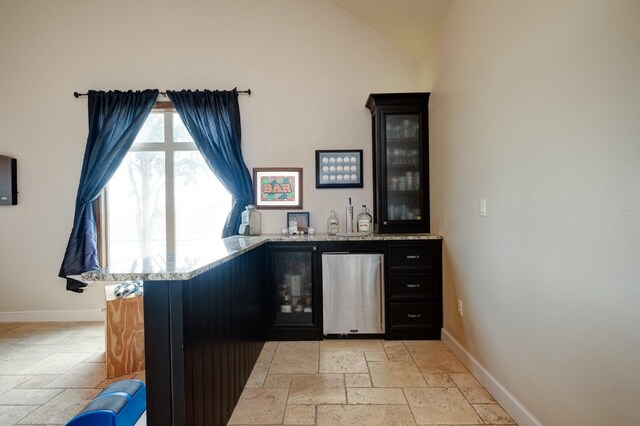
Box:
59;89;158;292
167;90;253;237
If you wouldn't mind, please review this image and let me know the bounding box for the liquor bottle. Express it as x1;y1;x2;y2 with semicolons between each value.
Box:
345;198;354;233
327;210;339;235
357;205;373;233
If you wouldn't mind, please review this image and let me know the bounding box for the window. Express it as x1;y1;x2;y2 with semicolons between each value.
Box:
105;105;232;266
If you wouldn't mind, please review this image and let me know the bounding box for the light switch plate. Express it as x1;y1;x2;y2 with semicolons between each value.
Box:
479;199;487;217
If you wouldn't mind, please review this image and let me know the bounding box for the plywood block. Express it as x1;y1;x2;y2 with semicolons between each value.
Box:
105;285;145;378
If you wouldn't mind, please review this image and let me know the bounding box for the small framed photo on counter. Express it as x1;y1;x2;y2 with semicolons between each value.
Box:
287;212;310;233
253;167;303;209
315;150;363;188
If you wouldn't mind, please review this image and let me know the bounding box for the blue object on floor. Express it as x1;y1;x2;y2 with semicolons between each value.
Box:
66;379;146;426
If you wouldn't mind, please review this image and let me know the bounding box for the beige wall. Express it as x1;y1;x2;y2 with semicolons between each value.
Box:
0;0;419;314
427;0;640;424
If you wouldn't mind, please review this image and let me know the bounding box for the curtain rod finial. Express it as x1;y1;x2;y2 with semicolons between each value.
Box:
73;92;81;98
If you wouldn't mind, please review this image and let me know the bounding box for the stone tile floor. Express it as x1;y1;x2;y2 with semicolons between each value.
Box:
229;340;516;425
0;322;515;425
0;322;145;425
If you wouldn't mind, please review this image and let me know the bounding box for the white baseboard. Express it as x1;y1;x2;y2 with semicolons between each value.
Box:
0;309;105;322
441;328;542;426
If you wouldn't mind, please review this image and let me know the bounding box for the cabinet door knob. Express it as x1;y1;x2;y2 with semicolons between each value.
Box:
312;246;317;252
407;313;421;319
383;221;388;225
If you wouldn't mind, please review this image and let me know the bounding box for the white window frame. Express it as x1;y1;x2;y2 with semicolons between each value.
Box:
103;104;200;264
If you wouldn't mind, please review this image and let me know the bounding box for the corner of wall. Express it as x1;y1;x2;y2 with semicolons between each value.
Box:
442;329;542;426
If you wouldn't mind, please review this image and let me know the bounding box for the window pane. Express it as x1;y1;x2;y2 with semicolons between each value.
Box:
175;151;231;253
134;112;164;143
108;152;166;265
173;113;194;142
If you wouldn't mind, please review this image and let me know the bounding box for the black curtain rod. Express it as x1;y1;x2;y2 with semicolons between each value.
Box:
73;88;251;98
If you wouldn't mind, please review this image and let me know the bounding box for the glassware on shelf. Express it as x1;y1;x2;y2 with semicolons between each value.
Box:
398;177;407;191
388;204;396;220
409;149;419;164
406;172;414;190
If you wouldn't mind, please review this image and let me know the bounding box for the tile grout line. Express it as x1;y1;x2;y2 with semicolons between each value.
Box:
403;340;421;423
343;371;348;405
281;379;291;425
401;387;420;424
364;347;373;389
449;370;515;424
314;402;318;425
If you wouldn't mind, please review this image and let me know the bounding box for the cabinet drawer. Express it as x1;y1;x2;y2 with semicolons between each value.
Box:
388;244;438;270
388;303;440;328
389;273;437;299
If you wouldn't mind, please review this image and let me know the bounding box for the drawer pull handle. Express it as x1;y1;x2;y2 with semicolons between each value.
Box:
407;313;421;319
406;284;420;288
406;255;420;260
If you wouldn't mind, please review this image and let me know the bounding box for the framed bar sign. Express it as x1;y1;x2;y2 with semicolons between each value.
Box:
253;168;303;209
315;150;363;188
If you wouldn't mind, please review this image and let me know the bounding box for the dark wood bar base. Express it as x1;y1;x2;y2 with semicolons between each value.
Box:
144;245;266;426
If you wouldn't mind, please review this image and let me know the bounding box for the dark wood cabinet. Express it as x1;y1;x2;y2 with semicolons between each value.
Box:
144;237;442;426
385;241;442;340
388;272;438;300
265;239;442;341
388;302;440;329
143;237;442;425
143;245;266;426
366;93;430;233
265;243;323;340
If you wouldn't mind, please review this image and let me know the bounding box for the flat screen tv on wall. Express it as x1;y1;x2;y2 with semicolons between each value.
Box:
0;155;17;206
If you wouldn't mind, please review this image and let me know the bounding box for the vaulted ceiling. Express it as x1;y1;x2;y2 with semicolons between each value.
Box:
330;0;453;58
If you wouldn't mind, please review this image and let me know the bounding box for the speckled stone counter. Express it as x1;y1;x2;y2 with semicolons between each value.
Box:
80;233;443;283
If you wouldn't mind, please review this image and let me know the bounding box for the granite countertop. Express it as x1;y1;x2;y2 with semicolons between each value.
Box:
80;232;443;283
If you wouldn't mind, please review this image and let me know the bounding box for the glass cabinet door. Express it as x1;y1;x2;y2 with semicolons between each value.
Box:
271;249;314;327
367;92;430;233
384;114;422;223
